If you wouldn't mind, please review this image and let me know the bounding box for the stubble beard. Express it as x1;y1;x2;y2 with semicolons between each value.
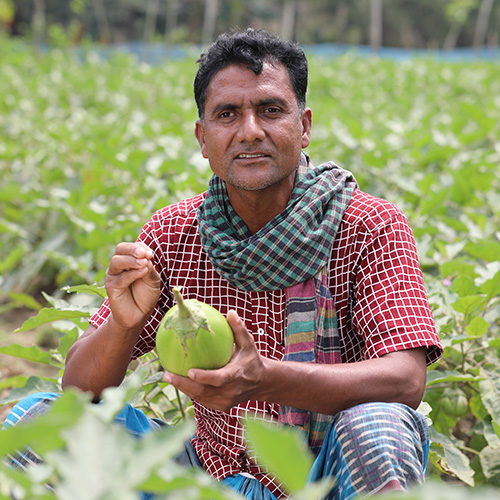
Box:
223;160;299;193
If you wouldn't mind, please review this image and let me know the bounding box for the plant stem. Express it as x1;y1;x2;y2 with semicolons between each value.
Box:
175;387;186;421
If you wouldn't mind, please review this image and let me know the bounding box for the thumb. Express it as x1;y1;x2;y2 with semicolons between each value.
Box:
226;310;255;350
143;260;161;288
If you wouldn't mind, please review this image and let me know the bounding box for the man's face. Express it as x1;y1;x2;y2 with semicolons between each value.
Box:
195;62;311;195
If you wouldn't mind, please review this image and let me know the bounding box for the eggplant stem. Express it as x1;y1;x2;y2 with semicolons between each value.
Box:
172;286;191;320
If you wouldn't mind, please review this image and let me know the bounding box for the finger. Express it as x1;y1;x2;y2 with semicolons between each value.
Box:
115;242;154;259
108;253;150;276
226;310;255;350
106;266;149;291
142;260;161;286
163;370;186;385
186;365;229;387
134;241;155;259
163;371;200;399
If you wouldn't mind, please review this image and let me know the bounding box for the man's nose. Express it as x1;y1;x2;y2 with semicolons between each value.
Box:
237;112;265;142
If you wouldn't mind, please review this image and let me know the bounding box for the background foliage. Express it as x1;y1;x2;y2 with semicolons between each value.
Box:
1;0;500;49
1;37;500;497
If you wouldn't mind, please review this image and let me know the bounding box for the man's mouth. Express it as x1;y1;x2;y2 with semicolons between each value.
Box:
236;153;268;159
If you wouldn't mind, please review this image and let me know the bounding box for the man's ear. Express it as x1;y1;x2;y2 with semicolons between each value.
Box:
301;107;312;149
195;120;208;159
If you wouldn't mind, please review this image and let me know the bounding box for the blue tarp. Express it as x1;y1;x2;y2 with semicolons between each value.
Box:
79;41;500;63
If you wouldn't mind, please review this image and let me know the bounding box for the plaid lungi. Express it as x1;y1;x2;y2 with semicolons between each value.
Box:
307;402;430;499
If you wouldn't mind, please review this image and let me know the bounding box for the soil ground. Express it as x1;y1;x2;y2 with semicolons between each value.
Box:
0;308;59;424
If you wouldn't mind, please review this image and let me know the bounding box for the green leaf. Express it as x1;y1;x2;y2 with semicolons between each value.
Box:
14;307;90;333
0;243;24;273
49;413;195;500
451;295;486;318
140;467;240;499
466;316;491;338
479;366;500;426
465;240;500;263
419;189;448;216
426;370;480;386
244;418;314;495
97;369;152;423
0;390;87;458
470;393;489;421
0;374;27;391
7;291;43;310
62;283;107;299
0;376;60;405
440;258;477;280
57;328;79;358
0;459;57;500
0;344;52;365
479;268;500;303
493;421;500;441
379;480;500;499
430;430;475;486
450;275;479;297
480;443;500;482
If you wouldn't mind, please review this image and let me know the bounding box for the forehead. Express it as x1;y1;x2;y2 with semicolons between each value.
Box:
205;62;296;107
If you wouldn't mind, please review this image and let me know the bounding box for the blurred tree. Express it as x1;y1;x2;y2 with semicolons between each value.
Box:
225;0;246;28
0;0;14;31
443;0;478;49
202;0;218;43
281;0;297;40
144;0;160;41
294;0;357;44
164;0;180;41
32;0;46;48
370;0;383;50
474;0;495;47
92;0;111;42
4;0;500;48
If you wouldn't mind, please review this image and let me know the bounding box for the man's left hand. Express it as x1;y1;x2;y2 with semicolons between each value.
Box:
163;310;266;412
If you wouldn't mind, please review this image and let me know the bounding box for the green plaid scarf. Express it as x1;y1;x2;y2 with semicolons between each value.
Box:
197;154;356;292
197;153;356;451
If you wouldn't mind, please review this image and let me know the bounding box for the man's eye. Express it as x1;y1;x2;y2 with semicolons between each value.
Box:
266;107;280;113
219;111;233;119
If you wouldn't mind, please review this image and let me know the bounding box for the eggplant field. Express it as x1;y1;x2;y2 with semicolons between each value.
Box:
1;41;500;498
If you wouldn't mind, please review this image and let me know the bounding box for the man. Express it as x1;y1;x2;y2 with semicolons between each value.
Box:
6;28;442;499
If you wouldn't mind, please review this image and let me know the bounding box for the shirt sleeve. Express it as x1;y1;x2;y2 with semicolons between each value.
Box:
352;210;442;366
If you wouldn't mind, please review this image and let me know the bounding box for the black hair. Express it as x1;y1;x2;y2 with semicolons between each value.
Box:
194;27;308;119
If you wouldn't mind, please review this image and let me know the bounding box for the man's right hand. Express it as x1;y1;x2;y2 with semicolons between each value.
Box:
105;242;161;330
62;241;160;396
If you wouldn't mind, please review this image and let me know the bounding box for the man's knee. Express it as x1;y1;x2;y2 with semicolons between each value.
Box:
331;402;430;475
309;403;430;499
333;402;429;447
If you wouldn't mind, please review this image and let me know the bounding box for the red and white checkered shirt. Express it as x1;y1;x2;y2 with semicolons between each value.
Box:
90;187;442;498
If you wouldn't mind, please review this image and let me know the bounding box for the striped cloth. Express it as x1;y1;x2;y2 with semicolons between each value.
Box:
197;153;355;451
308;402;430;499
225;402;430;499
279;267;342;454
197;153;356;292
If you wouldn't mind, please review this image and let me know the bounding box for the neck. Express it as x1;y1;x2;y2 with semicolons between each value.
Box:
227;184;294;235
